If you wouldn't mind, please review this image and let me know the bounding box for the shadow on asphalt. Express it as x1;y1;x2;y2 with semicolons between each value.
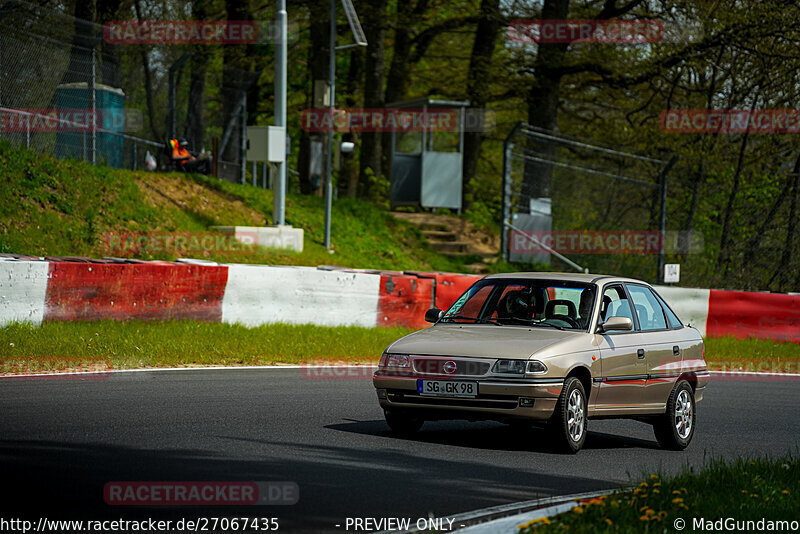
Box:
325;419;662;452
0;437;617;533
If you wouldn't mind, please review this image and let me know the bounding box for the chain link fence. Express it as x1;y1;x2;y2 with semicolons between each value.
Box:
501;122;692;283
0;0;253;180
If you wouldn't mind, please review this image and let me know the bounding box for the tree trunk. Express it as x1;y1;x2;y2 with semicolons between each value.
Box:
344;47;364;198
462;0;501;211
220;0;253;164
358;0;388;200
60;0;96;86
96;0;121;88
184;0;210;150
523;0;570;205
133;0;162;142
298;1;330;195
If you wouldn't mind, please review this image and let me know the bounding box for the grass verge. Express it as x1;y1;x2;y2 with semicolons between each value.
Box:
519;455;800;533
0;141;474;272
705;336;800;373
0;322;797;373
0;321;414;371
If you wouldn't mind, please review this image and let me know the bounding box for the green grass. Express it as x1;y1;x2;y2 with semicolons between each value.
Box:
0;141;476;271
1;321;797;372
0;321;415;370
519;455;800;533
705;336;800;373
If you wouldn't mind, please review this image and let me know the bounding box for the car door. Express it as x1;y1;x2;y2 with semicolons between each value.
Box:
626;284;680;411
595;284;646;412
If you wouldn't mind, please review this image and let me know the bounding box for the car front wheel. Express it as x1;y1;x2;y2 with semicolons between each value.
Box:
384;409;424;436
653;380;696;450
549;377;587;453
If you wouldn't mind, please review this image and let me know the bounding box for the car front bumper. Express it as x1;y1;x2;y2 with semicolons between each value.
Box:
373;373;564;422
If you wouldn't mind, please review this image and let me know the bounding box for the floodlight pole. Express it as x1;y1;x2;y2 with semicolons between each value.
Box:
274;0;288;226
324;0;336;250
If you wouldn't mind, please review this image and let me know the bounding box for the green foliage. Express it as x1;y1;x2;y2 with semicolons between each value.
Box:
520;456;800;533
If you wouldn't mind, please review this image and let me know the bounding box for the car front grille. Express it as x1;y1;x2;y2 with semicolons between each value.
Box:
411;357;491;377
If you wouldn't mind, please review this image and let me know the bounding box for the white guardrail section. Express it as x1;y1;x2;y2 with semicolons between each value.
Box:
220;264;381;327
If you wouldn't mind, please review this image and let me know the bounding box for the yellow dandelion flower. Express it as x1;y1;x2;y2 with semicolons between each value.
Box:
650;474;659;480
658;511;668;519
610;500;619;508
639;515;650;521
605;519;613;526
542;518;551;525
653;482;661;487
571;506;584;514
640;506;649;512
782;490;790;495
645;509;656;516
672;498;683;504
653;489;660;494
750;494;758;498
673;490;683;495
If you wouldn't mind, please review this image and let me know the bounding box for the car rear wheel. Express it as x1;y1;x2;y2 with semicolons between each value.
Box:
384;410;424;436
653;380;695;450
548;377;587;453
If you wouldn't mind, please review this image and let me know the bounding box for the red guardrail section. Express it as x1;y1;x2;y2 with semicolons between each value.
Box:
377;274;434;329
405;271;482;311
44;262;228;322
707;290;800;343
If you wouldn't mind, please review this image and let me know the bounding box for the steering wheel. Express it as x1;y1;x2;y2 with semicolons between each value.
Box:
546;314;580;328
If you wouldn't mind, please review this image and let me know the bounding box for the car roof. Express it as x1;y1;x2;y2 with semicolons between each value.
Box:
482;272;651;286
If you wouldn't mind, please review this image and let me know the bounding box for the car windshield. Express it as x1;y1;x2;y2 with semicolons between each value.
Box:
440;279;596;331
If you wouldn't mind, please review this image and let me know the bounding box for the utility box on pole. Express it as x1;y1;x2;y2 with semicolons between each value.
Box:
246;126;286;163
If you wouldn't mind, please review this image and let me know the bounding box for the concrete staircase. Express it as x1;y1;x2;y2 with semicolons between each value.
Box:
392;212;498;273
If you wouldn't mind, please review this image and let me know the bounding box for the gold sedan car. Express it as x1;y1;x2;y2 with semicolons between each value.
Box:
373;273;709;453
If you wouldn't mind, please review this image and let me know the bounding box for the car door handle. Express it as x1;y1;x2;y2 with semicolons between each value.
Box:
637;348;645;359
673;345;680;356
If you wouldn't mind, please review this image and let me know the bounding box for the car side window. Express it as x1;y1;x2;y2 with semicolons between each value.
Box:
600;285;634;325
626;285;667;331
654;292;683;329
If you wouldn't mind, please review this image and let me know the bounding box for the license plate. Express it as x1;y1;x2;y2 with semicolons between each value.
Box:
417;380;477;398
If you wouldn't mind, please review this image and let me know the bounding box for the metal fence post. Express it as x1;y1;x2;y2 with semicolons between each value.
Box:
239;92;246;184
501;121;523;262
131;142;137;171
262;161;267;189
89;46;96;165
252;160;256;186
657;155;679;283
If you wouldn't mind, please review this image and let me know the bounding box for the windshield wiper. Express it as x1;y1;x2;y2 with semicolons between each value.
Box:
442;315;503;325
531;323;566;331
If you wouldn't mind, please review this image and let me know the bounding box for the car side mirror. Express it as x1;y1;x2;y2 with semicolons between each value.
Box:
597;316;633;333
425;308;444;323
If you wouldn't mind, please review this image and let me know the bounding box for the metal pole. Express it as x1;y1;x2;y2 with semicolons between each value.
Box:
262;161;267;189
657;155;678;283
89;46;96;164
273;0;288;225
501;121;523;262
252;160;256;186
132;142;137;171
324;0;335;250
239;95;246;184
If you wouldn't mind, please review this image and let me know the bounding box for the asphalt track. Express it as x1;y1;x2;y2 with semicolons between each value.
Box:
1;368;798;533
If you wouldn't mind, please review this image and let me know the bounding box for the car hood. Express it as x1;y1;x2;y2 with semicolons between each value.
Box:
386;324;581;360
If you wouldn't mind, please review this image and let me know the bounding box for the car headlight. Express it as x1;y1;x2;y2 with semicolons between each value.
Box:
379;353;410;368
492;359;527;375
526;360;547;374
